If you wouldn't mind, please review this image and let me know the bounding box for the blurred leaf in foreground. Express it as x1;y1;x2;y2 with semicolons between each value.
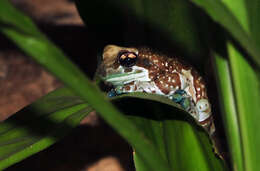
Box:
0;87;91;170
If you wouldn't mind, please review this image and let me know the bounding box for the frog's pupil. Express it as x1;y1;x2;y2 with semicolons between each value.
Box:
118;51;137;67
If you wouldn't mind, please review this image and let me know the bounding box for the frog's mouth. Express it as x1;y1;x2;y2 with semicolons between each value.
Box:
103;66;150;86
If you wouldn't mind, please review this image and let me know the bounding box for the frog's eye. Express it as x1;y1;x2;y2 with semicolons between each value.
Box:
196;99;210;112
118;51;138;67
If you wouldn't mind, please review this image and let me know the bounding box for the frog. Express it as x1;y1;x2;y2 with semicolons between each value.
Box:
98;45;215;135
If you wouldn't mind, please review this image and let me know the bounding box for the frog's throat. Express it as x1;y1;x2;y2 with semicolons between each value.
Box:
103;66;150;86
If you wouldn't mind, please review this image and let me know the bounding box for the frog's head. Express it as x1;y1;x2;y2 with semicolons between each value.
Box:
99;45;151;86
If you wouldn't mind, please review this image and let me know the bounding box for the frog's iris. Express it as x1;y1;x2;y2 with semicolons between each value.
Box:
118;51;137;67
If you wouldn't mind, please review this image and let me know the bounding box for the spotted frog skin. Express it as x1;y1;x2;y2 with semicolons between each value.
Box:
99;45;215;134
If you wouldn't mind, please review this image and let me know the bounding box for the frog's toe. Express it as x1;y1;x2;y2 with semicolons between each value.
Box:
171;93;183;103
107;89;117;98
180;98;191;110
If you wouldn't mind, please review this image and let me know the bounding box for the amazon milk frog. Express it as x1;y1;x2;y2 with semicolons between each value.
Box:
99;45;215;134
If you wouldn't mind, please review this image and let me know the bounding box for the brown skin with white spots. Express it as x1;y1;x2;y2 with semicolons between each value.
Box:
133;47;208;102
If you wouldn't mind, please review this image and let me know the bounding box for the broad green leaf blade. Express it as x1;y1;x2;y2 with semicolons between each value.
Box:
0;0;43;38
221;0;249;32
228;43;260;171
213;53;243;171
113;94;227;171
0;87;91;170
246;0;260;49
209;1;260;168
0;1;170;170
133;152;150;171
191;1;260;170
163;120;224;171
75;0;207;64
223;0;260;50
191;0;260;68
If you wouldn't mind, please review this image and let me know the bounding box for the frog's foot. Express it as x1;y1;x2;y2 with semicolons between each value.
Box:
171;89;186;103
170;90;191;109
196;99;211;123
107;85;126;98
170;90;198;120
107;89;118;98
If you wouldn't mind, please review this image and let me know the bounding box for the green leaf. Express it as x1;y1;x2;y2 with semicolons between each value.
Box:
213;53;243;171
228;43;260;171
191;0;260;68
0;87;91;170
0;0;45;38
211;2;260;169
75;0;208;64
246;0;260;49
112;93;227;171
222;0;260;49
191;1;260;170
